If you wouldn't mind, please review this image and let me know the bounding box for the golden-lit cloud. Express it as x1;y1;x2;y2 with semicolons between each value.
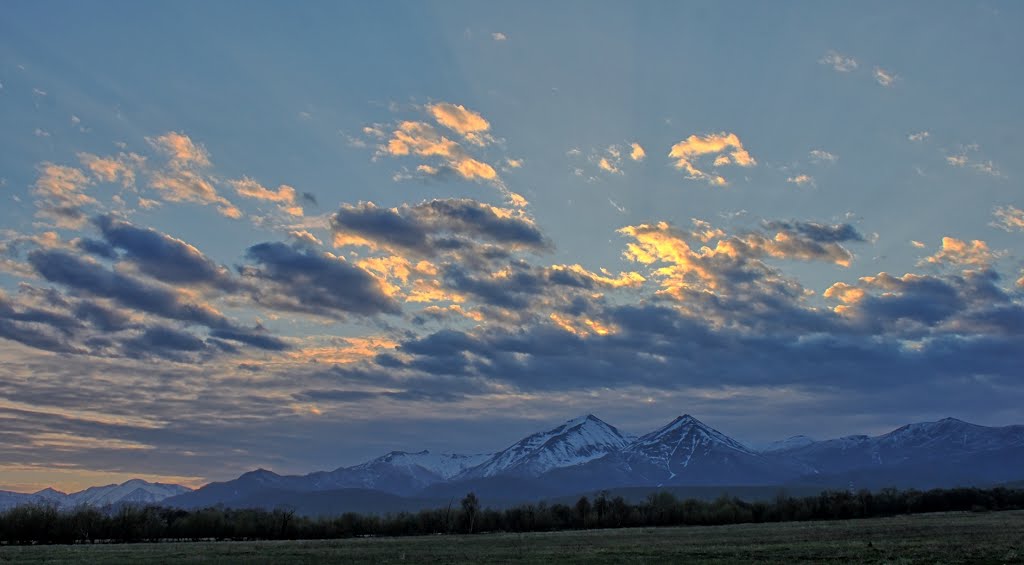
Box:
284;336;399;365
549;264;646;289
32;163;94;228
143;131;242;218
619;219;858;299
598;156;621;174
427;102;493;146
992;205;1024;232
787;174;814;187
146;131;211;167
668;132;755;185
78;152;144;187
230;177;304;216
630;142;646;161
383;121;497;182
922;237;997;269
549;312;618;338
150;170;241;219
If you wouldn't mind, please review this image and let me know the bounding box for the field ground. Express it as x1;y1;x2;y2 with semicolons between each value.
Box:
1;510;1022;564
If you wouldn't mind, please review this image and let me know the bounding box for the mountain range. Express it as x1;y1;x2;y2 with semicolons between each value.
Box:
0;479;191;511
5;414;1023;514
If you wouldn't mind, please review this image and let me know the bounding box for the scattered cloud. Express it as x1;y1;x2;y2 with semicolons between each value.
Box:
809;149;838;164
786;174;815;187
630;142;646;161
427;102;493;146
908;131;930;142
992;205;1024;232
668;132;755;186
491;32;507;41
32;164;94;228
230;178;304;217
945;144;1003;177
819;50;858;72
921;237;998;270
874;67;896;87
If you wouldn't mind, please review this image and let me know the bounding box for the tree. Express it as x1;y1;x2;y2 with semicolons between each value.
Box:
461;492;479;534
575;496;591;528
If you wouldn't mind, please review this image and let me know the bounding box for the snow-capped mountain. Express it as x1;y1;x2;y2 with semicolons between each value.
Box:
167;450;494;508
353;450;492;481
313;450;494;494
609;415;796;485
459;415;632;479
776;417;1024;487
68;479;191;507
761;435;816;452
16;414;1024;514
0;480;191;511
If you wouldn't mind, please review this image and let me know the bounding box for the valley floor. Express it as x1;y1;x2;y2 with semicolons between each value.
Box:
1;510;1022;564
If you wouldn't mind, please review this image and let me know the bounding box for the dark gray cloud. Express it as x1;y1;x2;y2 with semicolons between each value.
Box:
331;198;549;257
209;327;289;351
28;249;234;329
242;241;401;317
762;220;865;243
74;238;118;259
94;215;239;291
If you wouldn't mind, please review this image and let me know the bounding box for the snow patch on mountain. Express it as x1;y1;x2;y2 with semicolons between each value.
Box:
462;414;631;478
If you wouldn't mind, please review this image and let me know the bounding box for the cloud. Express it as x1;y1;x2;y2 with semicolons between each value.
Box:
668;132;756;185
230;177;303;217
618;218;862;307
331;199;547;257
27;249;235;330
786;174;815;187
146;132;211;167
908;131;930;142
598;156;621;174
945;145;1002;177
921;237;997;270
427;102;492;146
145;132;241;218
78;153;143;187
31;163;94;228
241;241;401;318
491;32;507;41
93;215;239;291
874;67;896;87
819;50;858;72
992;205;1024;232
383;121;497;182
809;149;838;164
630;143;646;161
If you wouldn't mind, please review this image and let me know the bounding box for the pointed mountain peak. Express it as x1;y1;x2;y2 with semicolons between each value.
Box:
241;468;280;480
563;414;603;427
632;414;753;455
33;487;67;497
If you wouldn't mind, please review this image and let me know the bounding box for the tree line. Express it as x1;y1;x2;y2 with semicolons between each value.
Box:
1;486;1022;545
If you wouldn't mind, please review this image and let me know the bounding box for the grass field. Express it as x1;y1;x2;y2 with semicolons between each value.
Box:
2;510;1022;564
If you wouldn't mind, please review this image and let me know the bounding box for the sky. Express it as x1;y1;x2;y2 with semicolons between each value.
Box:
1;1;1023;493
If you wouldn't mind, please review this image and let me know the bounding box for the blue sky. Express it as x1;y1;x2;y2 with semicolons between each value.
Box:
1;1;1022;492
